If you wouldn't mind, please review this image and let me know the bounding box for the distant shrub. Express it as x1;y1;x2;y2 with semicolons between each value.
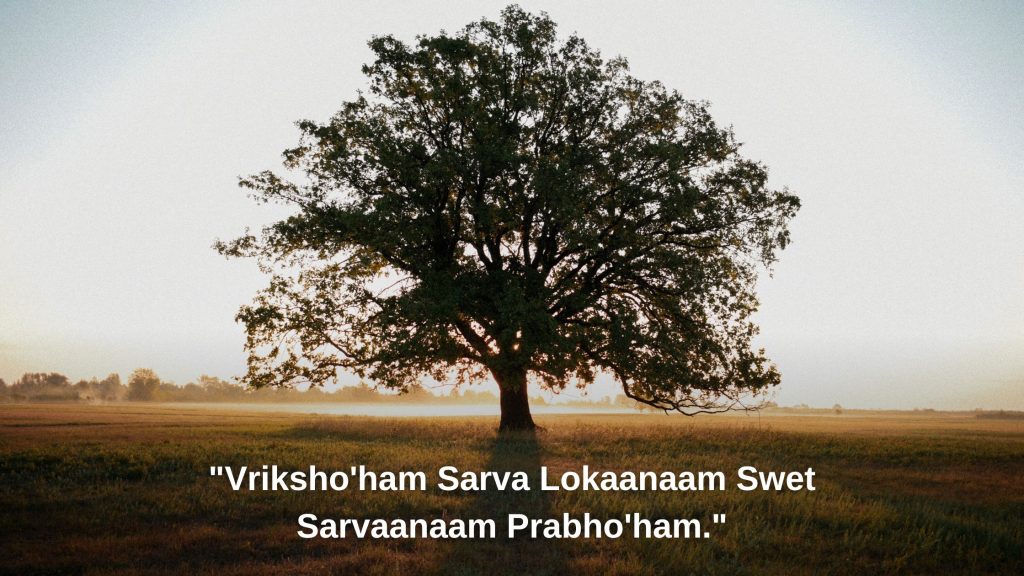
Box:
976;410;1024;420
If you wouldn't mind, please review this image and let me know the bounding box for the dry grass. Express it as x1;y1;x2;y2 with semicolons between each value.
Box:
1;403;1022;575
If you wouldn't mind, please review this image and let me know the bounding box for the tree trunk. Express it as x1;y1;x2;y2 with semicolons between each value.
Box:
495;367;536;431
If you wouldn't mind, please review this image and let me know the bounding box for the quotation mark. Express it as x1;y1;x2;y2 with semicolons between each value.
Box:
703;513;726;538
210;466;224;476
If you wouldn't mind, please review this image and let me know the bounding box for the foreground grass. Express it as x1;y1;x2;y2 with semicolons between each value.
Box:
0;404;1021;575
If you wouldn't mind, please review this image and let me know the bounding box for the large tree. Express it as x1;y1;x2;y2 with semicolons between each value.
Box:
218;6;800;430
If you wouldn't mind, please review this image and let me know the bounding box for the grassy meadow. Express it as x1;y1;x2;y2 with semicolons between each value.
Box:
1;403;1022;575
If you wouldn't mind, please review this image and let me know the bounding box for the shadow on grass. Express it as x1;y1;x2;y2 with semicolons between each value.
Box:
437;430;567;576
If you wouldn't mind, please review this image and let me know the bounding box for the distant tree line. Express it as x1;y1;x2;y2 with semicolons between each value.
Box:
2;375;1014;415
0;372;125;402
0;369;641;408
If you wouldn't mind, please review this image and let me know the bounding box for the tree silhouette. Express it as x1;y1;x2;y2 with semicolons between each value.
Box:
218;6;800;430
127;369;161;401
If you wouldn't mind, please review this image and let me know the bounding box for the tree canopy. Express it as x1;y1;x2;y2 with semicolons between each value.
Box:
217;6;800;429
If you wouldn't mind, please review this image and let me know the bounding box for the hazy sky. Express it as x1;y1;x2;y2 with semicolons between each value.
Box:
2;0;1021;409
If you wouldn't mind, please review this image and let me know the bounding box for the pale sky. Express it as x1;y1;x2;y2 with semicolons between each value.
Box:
1;0;1021;409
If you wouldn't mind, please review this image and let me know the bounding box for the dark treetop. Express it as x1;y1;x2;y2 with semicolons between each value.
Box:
217;6;800;429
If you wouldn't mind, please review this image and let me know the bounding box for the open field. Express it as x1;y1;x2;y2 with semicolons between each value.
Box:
1;404;1022;575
